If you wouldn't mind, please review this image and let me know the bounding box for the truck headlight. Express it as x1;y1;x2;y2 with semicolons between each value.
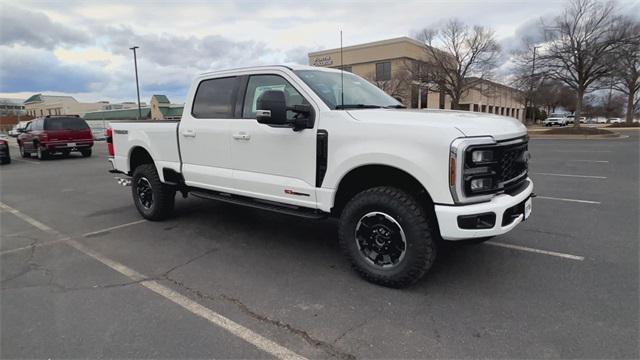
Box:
471;150;493;163
470;177;493;192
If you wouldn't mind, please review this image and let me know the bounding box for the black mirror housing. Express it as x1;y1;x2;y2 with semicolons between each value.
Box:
256;90;287;125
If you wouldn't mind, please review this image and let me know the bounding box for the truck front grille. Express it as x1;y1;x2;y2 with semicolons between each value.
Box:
499;142;528;187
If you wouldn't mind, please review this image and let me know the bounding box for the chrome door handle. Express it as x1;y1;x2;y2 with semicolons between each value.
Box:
232;132;251;141
182;129;196;137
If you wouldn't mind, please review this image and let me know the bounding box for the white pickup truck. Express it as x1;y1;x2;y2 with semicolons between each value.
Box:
108;65;533;287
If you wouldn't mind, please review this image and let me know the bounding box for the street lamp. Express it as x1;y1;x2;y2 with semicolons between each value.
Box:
129;46;142;120
528;45;541;124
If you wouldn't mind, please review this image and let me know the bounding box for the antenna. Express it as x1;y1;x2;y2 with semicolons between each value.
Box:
340;28;344;107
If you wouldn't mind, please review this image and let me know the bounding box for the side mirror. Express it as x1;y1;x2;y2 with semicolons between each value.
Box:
256;90;287;125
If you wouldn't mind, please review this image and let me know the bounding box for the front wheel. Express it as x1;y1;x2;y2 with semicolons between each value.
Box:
338;187;437;288
131;164;175;221
19;143;29;158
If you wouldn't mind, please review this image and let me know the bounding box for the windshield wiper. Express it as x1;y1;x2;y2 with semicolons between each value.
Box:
335;104;382;110
383;104;407;109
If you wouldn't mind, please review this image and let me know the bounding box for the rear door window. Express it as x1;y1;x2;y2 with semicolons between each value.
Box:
44;117;89;130
192;77;238;118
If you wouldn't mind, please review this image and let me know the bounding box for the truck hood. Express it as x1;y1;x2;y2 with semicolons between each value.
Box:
346;108;527;140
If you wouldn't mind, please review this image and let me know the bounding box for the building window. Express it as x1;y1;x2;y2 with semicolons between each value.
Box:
375;62;391;81
473;104;479;112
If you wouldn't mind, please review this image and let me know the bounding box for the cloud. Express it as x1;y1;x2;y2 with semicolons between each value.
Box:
0;5;91;49
100;26;270;71
0;46;106;93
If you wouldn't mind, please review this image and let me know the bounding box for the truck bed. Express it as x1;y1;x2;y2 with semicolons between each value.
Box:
110;121;181;179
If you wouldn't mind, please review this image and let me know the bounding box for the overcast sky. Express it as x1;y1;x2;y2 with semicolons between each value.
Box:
1;0;638;104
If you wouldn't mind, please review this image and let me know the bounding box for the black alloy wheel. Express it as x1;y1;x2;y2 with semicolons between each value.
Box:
355;211;407;268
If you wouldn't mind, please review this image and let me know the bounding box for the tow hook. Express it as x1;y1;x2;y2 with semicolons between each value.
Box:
115;177;132;187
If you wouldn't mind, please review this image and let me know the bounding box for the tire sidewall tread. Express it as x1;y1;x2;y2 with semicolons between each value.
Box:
338;186;437;288
131;164;175;221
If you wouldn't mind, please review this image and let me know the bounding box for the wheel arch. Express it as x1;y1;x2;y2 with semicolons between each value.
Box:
331;164;436;218
129;146;155;175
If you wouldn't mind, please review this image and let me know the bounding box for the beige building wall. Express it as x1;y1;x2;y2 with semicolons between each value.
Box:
24;96;106;117
309;37;522;120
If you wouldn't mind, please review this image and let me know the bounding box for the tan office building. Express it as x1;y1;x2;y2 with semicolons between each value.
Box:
308;37;525;121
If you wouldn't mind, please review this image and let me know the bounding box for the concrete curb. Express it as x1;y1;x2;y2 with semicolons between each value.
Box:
528;133;627;140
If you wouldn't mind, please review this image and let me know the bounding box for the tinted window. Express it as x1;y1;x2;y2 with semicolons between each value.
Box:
192;77;237;118
242;75;308;120
375;62;391;81
44;117;89;130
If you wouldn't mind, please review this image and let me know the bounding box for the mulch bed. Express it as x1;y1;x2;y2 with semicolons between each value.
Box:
544;127;615;135
607;123;640;128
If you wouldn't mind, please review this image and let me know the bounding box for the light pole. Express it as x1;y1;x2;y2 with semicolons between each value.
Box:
130;46;142;120
528;46;541;124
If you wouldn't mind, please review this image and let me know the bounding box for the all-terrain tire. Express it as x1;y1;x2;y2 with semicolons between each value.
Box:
36;145;49;160
19;143;29;158
338;186;437;288
131;164;175;221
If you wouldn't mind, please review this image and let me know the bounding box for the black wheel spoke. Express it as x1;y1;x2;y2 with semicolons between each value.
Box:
355;211;407;269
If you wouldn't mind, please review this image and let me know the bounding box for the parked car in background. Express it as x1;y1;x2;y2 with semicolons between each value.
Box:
609;118;624;124
596;117;608;124
544;115;569;126
91;127;107;141
17;115;94;160
8;121;30;137
0;135;10;164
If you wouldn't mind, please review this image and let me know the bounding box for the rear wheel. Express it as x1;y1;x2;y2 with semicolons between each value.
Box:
0;156;10;165
80;149;92;157
36;145;49;160
338;186;437;288
131;164;175;221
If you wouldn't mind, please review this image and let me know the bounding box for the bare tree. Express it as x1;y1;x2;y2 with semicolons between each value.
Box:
364;69;411;104
418;19;501;110
536;80;578;114
539;0;629;127
611;18;640;123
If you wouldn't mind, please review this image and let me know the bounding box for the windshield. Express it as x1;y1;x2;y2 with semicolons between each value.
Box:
294;70;403;109
44;117;89;130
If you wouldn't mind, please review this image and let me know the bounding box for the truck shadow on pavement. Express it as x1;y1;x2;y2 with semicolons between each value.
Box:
168;199;497;293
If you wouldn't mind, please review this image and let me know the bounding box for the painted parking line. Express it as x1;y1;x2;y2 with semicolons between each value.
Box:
0;237;71;256
536;196;601;204
0;201;307;360
569;160;609;163
82;219;147;237
486;241;585;261
532;172;607;179
0;219;149;255
552;150;612;153
9;158;41;165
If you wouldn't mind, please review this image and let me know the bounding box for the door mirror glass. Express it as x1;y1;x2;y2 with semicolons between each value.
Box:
256;90;287;125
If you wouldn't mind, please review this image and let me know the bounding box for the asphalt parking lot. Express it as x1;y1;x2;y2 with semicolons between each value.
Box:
1;133;638;359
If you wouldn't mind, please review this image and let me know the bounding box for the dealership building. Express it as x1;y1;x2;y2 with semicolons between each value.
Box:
308;37;525;121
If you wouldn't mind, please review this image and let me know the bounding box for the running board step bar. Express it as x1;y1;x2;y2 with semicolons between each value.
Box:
189;189;327;219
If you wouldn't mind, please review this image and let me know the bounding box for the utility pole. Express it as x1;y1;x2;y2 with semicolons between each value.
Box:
528;46;540;124
130;46;142;120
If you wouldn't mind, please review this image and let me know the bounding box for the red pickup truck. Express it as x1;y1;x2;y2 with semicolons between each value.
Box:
17;115;94;160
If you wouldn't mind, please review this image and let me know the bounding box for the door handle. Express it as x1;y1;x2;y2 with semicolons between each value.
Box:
232;132;251;141
182;129;196;138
